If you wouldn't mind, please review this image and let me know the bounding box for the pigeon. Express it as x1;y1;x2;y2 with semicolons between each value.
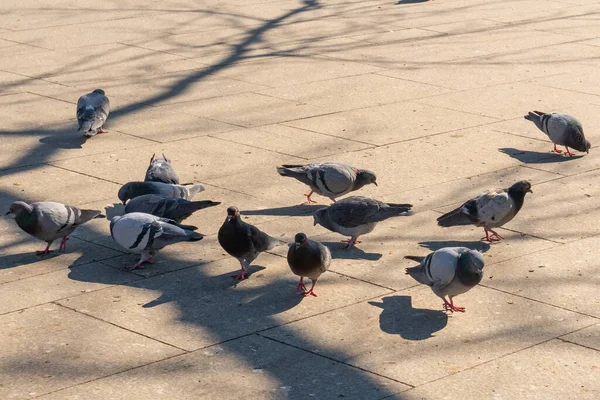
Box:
6;201;104;255
524;111;591;156
118;181;205;204
437;180;532;242
110;212;203;270
405;247;484;313
124;194;220;223
313;196;412;248
77;89;110;137
276;162;377;203
144;153;180;185
218;206;284;280
287;233;331;297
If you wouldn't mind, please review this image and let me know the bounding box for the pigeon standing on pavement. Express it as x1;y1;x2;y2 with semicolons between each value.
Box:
124;194;220;223
6;201;104;254
110;212;203;270
405;247;484;313
118;181;205;204
287;233;331;297
524;111;591;156
77;89;110;137
218;206;284;280
437;180;532;242
144;153;180;184
313;196;412;248
276;162;377;203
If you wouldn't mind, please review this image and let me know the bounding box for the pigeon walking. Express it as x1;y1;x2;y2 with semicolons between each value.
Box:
118;181;205;204
125;194;220;223
287;233;331;297
437;180;532;242
524;111;591;156
6;201;104;254
77;89;110;137
218;206;284;280
145;153;180;185
313;196;412;248
276;162;377;203
405;248;484;313
110;212;203;270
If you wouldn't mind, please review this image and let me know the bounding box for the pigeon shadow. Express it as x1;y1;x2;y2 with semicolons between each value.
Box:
105;203;126;219
324;242;383;261
241;204;324;217
369;296;447;340
0;252;61;270
38;131;85;150
396;0;429;4
498;148;583;164
418;240;490;253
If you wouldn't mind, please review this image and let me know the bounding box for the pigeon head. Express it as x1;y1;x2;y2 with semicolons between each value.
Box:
354;169;378;189
5;201;32;216
93;89;106;95
294;233;308;243
457;250;485;286
118;183;136;205
313;208;328;227
226;206;240;222
576;138;592;154
509;180;533;195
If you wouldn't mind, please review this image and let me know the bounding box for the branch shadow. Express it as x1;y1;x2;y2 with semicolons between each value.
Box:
369;296;448;340
498;148;583;164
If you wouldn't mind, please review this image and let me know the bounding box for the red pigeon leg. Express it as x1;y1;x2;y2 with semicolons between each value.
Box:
489;229;504;240
564;146;574;156
36;243;52;255
481;229;502;242
552;144;562;153
304;190;317;204
232;265;248;280
296;277;307;293
443;298;465;313
59;237;69;252
342;237;362;248
303;281;318;297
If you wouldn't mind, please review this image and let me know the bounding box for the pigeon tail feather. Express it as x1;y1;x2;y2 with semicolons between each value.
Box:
437;207;472;227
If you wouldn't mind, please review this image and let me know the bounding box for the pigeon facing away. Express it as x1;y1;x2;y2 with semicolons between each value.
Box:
145;153;180;185
276;162;377;203
77;89;110;137
118;181;205;204
313;196;412;248
524;111;591;156
287;233;331;297
110;212;203;270
437;180;532;242
405;247;484;313
6;201;104;254
125;194;220;223
218;206;284;280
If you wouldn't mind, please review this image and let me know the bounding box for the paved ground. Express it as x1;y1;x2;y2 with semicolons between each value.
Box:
1;0;600;399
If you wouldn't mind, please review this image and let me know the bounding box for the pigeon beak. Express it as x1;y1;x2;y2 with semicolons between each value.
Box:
313;220;317;226
373;181;378;187
528;189;533;194
294;243;300;250
5;210;12;215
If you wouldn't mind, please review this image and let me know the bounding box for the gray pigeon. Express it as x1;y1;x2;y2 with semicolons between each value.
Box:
405;247;484;313
124;194;220;223
118;181;205;204
437;180;532;242
77;89;110;137
110;212;203;270
6;201;104;254
313;196;412;248
144;153;180;185
218;206;284;280
524;111;591;156
287;233;331;297
276;162;377;203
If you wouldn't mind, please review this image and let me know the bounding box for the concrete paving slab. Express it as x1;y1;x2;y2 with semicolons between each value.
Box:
0;164;121;211
283;100;497;145
161;92;328;128
0;218;121;284
259;74;450;113
58;253;392;350
404;340;600;400
561;323;600;351
0;262;140;315
0;92;72;131
213;124;373;159
0;303;182;399
261;286;596;386
483;235;600;317
497;170;600;243
38;335;409;400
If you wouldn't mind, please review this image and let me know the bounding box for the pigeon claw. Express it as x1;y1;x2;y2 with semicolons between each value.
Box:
36;249;53;256
444;303;465;313
303;289;317;297
59;237;69;252
296;277;307;293
304;191;317;204
232;271;248;280
342;238;361;248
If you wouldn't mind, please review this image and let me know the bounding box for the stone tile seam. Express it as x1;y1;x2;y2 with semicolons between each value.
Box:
207;134;310;160
45;164;124;186
558;337;600;353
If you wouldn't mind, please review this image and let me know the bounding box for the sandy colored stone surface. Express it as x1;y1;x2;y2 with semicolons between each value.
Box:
3;0;600;398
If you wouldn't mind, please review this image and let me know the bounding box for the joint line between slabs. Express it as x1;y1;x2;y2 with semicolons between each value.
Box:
46;164;124;186
208;134;309;160
258;334;415;388
557;337;600;353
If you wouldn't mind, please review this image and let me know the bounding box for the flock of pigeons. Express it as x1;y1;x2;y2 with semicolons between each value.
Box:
4;89;592;312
